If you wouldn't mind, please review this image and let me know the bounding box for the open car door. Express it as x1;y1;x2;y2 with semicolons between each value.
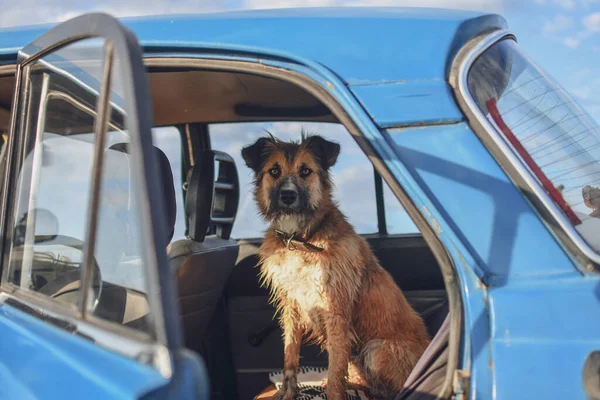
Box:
0;13;208;399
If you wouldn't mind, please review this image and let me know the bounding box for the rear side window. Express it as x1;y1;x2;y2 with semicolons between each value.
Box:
468;38;600;252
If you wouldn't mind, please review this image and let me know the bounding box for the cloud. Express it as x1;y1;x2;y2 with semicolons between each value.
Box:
542;14;573;35
553;0;575;8
246;0;503;12
583;0;600;8
563;36;581;47
0;0;224;28
584;12;600;32
0;0;505;28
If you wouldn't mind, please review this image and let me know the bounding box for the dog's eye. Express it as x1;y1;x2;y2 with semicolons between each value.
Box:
300;167;312;177
269;167;280;178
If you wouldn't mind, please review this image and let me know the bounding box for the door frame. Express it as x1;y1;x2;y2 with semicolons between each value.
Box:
0;13;183;378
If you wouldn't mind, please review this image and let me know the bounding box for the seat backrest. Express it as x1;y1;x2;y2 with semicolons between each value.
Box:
89;142;177;326
168;149;240;347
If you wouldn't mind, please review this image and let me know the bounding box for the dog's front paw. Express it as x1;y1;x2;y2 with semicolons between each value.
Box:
273;387;297;400
274;369;298;400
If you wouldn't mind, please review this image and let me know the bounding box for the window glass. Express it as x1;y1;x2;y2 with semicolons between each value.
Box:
85;53;155;334
6;39;107;310
210;121;417;238
468;39;600;252
5;40;159;335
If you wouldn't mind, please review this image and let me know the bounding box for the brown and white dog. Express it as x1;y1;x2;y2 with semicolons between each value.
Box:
242;133;431;400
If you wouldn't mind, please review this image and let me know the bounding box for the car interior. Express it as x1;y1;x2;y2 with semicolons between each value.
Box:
0;65;453;400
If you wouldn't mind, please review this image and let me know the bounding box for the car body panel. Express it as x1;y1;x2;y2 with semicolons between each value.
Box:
385;122;577;283
489;277;600;399
0;303;167;399
350;81;464;128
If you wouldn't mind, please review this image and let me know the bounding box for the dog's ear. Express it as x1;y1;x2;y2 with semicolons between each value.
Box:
241;137;272;172
304;135;340;169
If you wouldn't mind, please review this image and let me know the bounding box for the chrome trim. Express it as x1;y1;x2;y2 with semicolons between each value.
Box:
0;64;22;288
450;29;600;268
80;42;114;317
0;65;16;75
19;73;49;289
46;91;121;132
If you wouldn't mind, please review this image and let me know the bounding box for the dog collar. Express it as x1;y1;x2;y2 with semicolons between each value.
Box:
273;230;324;252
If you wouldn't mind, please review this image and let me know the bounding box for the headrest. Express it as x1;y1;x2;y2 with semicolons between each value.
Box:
185;150;239;242
108;143;176;246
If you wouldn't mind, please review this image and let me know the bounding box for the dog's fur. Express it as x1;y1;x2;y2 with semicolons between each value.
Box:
242;133;431;400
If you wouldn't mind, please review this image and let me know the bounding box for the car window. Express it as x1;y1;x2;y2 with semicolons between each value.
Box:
468;38;600;252
4;40;155;334
6;39;107;309
209;121;418;238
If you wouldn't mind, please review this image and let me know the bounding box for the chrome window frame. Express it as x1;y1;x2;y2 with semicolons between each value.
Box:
450;29;600;270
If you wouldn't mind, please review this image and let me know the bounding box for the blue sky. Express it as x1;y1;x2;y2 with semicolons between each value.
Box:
502;0;600;124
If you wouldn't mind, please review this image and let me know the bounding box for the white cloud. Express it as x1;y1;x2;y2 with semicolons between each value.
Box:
245;0;503;12
542;14;573;35
563;36;581;47
584;12;600;32
0;0;506;28
553;0;575;8
583;0;600;8
0;0;224;28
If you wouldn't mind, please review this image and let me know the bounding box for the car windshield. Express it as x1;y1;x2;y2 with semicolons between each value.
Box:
468;38;600;253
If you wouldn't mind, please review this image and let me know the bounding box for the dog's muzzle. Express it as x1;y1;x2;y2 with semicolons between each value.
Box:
278;179;299;208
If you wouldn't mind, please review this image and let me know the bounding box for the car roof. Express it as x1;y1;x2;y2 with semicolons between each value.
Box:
0;7;506;85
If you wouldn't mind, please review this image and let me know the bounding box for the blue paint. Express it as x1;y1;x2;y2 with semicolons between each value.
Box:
0;8;506;128
0;8;495;85
0;303;168;399
489;277;600;399
349;80;464;127
386;123;578;284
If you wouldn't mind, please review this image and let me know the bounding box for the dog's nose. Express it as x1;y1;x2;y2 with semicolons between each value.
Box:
279;190;298;205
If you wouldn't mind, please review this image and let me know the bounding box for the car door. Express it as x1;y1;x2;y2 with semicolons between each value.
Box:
0;13;207;399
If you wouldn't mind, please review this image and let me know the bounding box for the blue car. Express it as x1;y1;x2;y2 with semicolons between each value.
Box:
0;7;598;400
